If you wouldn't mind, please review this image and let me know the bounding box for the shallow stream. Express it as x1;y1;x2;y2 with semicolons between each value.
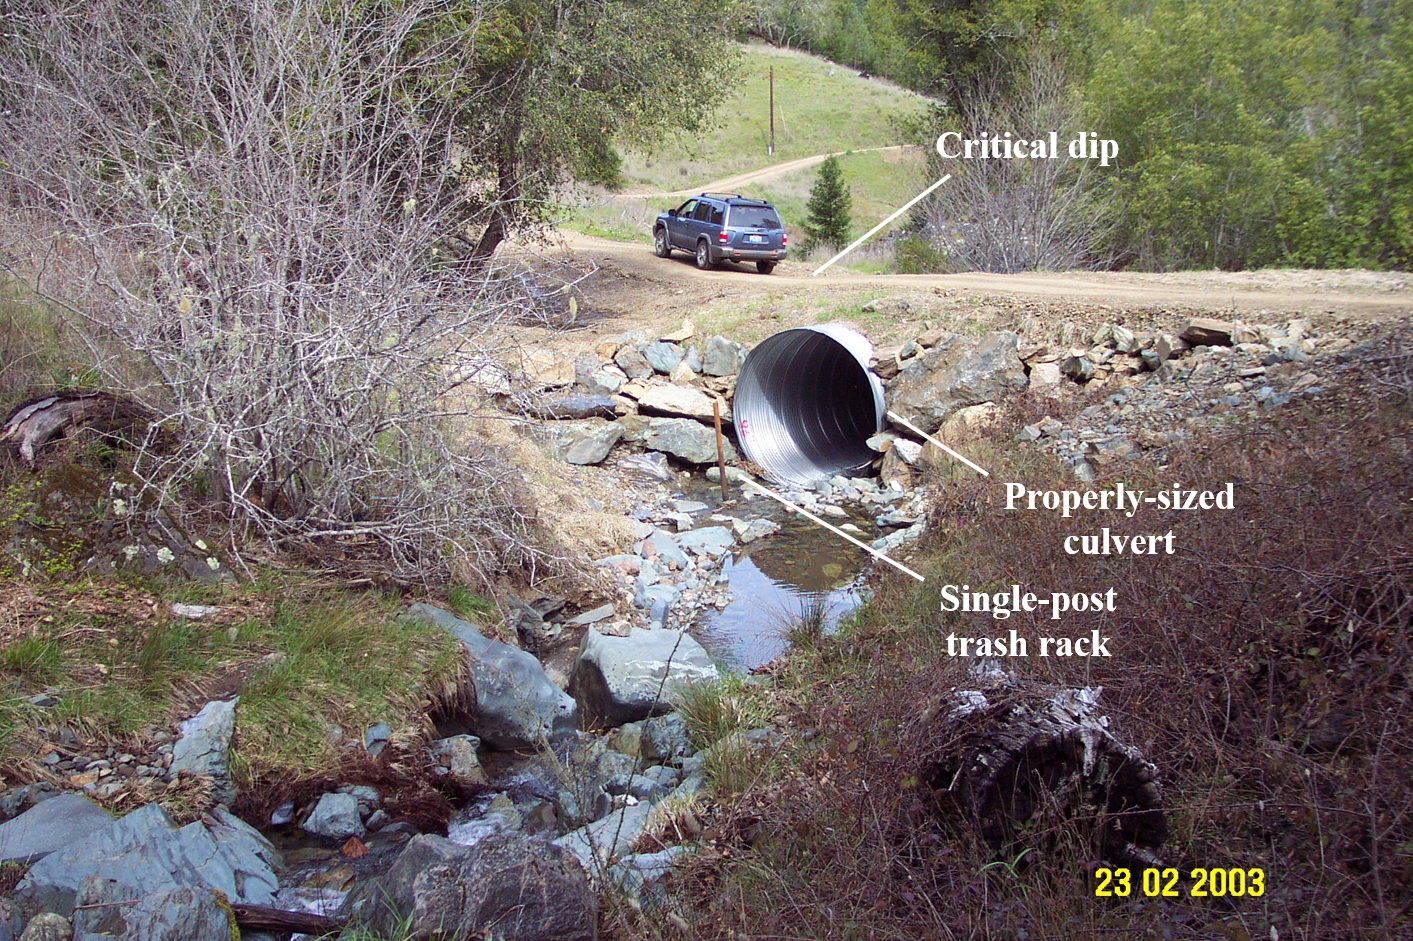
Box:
676;475;875;670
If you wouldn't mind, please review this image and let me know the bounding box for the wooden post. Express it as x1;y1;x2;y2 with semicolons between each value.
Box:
713;398;728;503
769;66;775;157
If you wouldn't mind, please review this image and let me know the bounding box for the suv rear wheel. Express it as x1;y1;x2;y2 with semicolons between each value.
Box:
756;261;776;274
654;227;672;258
695;240;714;270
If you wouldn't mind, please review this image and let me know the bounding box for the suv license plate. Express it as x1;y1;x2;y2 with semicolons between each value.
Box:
748;235;764;243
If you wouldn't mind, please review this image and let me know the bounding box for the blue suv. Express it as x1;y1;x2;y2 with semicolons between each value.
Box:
654;193;788;274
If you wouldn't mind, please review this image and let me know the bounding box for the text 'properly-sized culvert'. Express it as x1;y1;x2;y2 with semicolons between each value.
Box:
732;325;886;487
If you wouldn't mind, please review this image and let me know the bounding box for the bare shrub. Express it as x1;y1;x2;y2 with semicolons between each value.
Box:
0;0;569;584
923;44;1115;273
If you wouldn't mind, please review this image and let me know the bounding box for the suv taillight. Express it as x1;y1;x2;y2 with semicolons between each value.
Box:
782;232;788;245
718;229;728;243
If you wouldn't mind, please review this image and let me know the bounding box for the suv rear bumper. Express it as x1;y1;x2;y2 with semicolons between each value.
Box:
711;246;787;263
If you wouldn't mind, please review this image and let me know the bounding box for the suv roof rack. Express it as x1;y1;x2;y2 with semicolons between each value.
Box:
698;192;743;199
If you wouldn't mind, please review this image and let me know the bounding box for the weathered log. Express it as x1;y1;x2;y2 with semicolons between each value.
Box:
230;903;347;936
1;391;152;464
917;673;1167;867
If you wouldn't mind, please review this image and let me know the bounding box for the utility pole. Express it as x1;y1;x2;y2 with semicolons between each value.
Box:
769;66;775;157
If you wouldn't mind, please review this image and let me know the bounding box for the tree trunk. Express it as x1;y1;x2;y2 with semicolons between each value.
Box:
917;675;1167;867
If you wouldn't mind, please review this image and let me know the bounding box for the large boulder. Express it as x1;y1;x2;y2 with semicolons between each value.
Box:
887;331;1027;433
12;803;281;919
643;418;736;464
702;336;748;376
570;628;718;727
0;794;113;865
71;877;231;941
340;832;596;941
407;604;577;750
168;698;238;806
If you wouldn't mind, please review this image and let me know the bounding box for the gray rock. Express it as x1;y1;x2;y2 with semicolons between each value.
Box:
675;525;734;556
570;603;616;626
643;417;736;464
613;347;654;380
644;529;690;567
641;712;693;764
702;336;748;376
887;332;1027;433
532;394;617;420
0;795;113;866
303;792;365;840
611;846;687;897
71;877;229;941
605;773;669;802
1061;355;1095;382
551;419;623;466
13;803;281;919
637;385;721;422
570;628;718;726
634;582;680;611
640;765;682;789
341;833;595;941
553;801;654;876
364;722;391;756
268;801;294;827
428;735;487;786
407;604;578;749
642;341;683;374
168;698;238;806
685;345;704;373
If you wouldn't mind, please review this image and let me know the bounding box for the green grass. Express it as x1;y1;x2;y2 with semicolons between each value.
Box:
1;633;62;680
671;673;773;752
751;147;926;244
445;584;497;623
621;42;927;193
0;577;464;785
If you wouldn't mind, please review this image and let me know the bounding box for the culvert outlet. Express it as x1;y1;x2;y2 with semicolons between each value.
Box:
732;325;885;487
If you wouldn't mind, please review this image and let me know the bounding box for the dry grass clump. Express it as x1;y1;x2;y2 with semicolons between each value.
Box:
611;366;1412;940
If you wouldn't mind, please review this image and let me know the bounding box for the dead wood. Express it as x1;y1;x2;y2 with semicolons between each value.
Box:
917;673;1167;867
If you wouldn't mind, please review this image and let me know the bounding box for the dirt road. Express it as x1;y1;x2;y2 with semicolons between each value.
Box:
553;231;1413;323
618;146;915;200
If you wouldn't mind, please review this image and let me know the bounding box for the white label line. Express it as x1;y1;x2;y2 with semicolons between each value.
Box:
886;410;991;477
741;478;925;582
812;174;952;276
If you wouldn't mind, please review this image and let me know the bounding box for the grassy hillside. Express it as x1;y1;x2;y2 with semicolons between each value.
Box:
560;43;930;260
619;42;928;193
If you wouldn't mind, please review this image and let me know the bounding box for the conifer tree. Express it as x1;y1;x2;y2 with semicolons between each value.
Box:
803;155;853;252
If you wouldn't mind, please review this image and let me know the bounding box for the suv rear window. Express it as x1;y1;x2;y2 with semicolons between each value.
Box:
730;205;781;229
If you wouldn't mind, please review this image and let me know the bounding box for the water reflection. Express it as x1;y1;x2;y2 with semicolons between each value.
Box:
698;508;869;671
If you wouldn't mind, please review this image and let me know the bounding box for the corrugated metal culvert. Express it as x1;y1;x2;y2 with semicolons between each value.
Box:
732;325;886;487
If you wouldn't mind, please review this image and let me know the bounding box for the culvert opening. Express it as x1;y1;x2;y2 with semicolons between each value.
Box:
732;325;885;487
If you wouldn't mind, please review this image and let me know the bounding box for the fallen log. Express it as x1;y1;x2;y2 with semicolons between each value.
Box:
230;903;347;937
917;671;1167;867
1;391;153;464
